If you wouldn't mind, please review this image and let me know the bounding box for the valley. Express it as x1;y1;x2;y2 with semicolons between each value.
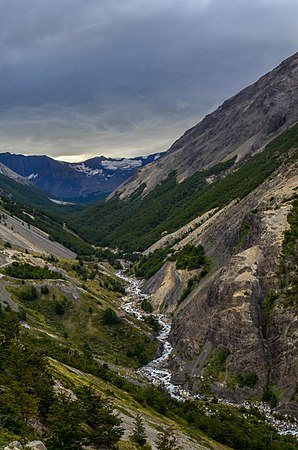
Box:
0;52;298;449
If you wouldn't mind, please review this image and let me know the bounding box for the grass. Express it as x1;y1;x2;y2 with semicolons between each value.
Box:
6;261;158;369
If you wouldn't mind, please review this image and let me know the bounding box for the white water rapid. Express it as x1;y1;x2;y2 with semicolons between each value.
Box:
116;271;190;401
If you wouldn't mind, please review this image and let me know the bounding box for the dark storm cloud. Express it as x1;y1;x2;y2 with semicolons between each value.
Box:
0;0;297;159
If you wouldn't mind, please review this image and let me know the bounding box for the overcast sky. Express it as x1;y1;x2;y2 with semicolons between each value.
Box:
0;0;297;161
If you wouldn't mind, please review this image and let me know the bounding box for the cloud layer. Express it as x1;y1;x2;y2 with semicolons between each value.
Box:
0;0;297;160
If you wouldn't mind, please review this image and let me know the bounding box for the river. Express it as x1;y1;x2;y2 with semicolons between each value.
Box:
116;271;191;401
116;270;298;436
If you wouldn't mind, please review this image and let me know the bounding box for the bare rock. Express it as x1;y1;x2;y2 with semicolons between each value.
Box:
25;441;48;450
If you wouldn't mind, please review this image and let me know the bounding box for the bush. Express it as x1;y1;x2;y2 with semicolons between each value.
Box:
262;385;278;407
4;262;61;280
54;302;65;316
41;285;50;295
101;307;121;325
141;298;153;313
175;244;206;270
17;284;38;301
236;372;259;388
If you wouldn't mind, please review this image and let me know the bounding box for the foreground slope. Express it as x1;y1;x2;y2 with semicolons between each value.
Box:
0;220;232;450
115;51;298;199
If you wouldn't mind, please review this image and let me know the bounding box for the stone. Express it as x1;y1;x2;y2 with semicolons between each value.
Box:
25;442;47;450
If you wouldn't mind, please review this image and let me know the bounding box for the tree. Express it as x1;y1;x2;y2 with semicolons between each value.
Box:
131;413;147;446
101;307;120;325
157;427;181;450
47;395;84;450
79;387;123;448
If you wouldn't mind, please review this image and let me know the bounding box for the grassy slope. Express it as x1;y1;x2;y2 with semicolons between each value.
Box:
73;124;298;252
4;255;157;369
1;245;297;449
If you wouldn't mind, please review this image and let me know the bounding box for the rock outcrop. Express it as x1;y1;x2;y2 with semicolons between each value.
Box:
4;442;47;450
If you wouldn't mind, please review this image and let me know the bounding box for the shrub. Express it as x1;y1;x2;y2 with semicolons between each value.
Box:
101;307;121;325
175;244;206;270
236;372;259;388
4;262;61;280
17;284;38;301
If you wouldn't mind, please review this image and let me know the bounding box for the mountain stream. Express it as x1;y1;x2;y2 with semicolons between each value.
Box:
116;271;190;401
116;271;298;436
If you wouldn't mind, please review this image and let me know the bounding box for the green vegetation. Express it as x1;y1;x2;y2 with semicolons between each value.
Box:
141;298;153;313
101;307;121;325
144;315;161;332
262;291;279;336
280;197;298;308
178;264;210;304
236;372;259;388
263;385;279;408
157;427;181;450
73;159;236;252
133;247;171;279
1;306;296;449
2;197;92;255
133;244;208;281
73;124;298;251
4;262;61;280
175;244;206;270
131;413;147;446
202;348;230;387
46;387;123;450
238;222;252;249
16;284;38;301
282;198;298;258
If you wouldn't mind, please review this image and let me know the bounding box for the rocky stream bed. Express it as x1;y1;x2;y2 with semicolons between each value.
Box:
116;271;298;438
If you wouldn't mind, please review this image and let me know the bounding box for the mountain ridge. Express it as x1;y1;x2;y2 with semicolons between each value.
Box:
0;151;165;203
114;51;298;199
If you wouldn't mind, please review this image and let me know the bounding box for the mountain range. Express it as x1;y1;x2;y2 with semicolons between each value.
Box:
0;152;164;203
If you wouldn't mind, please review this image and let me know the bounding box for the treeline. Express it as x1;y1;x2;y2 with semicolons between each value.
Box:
72;124;298;252
2;198;92;255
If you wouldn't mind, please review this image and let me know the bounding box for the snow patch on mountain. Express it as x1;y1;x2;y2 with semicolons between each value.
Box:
49;198;76;205
101;158;143;171
27;173;39;180
72;163;103;177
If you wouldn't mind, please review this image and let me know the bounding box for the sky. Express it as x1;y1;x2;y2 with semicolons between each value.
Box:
0;0;297;161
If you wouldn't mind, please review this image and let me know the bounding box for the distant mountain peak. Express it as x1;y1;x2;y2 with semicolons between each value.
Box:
0;151;165;203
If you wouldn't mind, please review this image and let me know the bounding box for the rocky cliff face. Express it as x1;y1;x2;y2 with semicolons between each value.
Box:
116;52;298;199
163;160;298;413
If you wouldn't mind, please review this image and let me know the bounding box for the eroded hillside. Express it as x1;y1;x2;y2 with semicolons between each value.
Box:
142;153;298;414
